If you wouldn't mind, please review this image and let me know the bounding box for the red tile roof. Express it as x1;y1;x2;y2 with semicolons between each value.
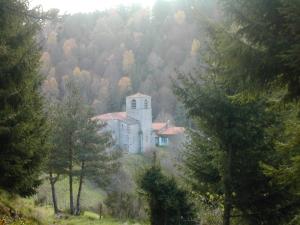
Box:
158;127;185;136
92;112;127;121
93;113;185;136
152;122;167;131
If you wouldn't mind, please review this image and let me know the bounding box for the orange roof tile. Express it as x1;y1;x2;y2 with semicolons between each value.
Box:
152;122;167;131
92;112;127;121
158;127;185;136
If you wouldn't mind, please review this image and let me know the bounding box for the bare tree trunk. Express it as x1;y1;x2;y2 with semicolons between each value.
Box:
49;171;59;214
75;160;85;215
99;203;103;219
223;196;231;225
223;146;233;225
68;140;74;215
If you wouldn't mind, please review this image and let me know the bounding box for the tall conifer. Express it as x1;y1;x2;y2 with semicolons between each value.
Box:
0;0;46;196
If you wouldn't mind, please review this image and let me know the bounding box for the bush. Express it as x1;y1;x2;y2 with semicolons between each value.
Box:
139;166;197;225
105;191;146;220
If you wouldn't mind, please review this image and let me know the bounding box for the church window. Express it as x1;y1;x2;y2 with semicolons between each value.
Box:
144;99;148;109
131;99;136;109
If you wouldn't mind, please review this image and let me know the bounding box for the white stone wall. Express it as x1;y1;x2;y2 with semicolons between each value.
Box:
128;123;140;153
105;120;121;145
119;121;129;152
126;95;152;152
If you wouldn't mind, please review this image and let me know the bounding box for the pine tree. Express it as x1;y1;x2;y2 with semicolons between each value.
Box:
177;1;300;224
139;156;196;225
55;82;84;214
216;3;300;219
173;74;299;225
74;110;121;215
216;0;300;100
45;102;68;214
49;80;121;215
0;0;47;196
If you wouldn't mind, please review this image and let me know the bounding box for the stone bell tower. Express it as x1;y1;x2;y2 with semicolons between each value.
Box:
126;93;152;152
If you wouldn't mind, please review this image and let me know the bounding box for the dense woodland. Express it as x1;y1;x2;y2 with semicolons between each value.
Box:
39;0;219;124
0;0;300;225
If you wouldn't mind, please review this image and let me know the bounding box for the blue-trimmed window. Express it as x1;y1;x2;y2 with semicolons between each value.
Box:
161;137;168;145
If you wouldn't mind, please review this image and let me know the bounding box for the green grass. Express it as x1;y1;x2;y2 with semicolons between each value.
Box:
0;189;53;225
28;149;175;225
0;149;178;225
54;212;147;225
0;149;181;225
0;188;148;225
36;148;174;211
36;153;152;212
36;177;106;211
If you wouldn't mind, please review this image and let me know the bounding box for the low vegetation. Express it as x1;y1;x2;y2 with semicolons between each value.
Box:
0;189;148;225
1;0;300;225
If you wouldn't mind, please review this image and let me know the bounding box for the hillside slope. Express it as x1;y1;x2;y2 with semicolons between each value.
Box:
0;189;147;225
0;150;175;224
0;189;49;225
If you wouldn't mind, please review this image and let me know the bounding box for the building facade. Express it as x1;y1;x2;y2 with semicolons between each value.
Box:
93;93;184;153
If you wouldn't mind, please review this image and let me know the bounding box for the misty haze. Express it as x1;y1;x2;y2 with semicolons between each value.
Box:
0;1;299;225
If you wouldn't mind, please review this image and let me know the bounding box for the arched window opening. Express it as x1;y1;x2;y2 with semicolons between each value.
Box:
131;99;136;109
144;99;148;109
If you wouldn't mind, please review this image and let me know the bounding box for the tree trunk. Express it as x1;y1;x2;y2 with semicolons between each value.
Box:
75;160;85;215
99;202;103;219
49;171;59;214
68;139;74;215
223;196;231;225
223;146;233;225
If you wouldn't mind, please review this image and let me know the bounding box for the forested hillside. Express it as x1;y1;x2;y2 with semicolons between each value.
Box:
40;1;218;123
1;0;300;225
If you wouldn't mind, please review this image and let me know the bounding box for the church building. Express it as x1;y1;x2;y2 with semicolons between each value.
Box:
93;93;185;153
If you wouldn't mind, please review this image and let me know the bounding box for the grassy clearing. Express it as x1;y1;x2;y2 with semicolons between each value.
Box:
36;177;106;211
0;189;148;225
36;153;152;211
54;211;147;225
22;150;172;225
36;149;172;211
